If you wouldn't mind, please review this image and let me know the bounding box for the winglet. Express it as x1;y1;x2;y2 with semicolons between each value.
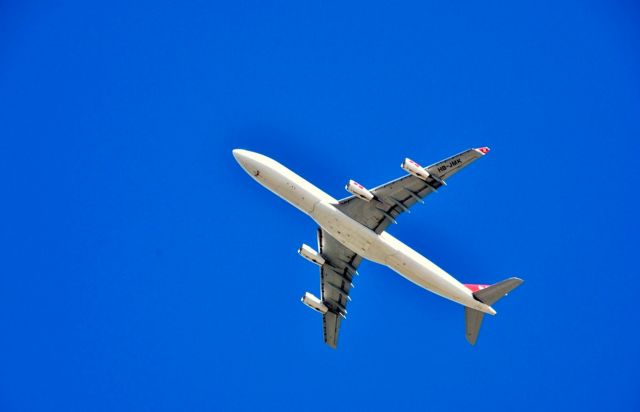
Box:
474;147;490;155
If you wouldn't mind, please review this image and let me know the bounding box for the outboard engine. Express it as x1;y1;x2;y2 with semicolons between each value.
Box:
298;244;325;266
301;292;328;314
345;179;374;201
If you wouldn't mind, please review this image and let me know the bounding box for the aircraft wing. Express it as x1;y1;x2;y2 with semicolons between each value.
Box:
335;148;490;233
317;228;362;349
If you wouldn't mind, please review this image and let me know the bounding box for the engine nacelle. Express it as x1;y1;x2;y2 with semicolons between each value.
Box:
401;158;431;181
298;244;325;266
301;292;328;314
345;179;374;202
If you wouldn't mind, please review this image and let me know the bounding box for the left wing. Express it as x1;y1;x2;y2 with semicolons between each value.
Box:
335;148;490;233
317;228;362;349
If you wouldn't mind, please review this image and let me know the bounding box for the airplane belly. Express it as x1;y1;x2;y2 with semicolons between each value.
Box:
310;202;392;263
309;202;492;313
245;160;336;215
384;245;492;313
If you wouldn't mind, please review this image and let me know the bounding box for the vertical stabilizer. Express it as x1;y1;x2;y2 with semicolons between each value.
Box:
465;277;524;345
465;307;485;345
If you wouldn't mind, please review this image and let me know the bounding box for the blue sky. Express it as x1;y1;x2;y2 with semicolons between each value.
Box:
1;1;639;411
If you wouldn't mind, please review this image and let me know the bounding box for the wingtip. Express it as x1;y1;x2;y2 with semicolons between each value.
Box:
508;277;525;286
474;147;491;155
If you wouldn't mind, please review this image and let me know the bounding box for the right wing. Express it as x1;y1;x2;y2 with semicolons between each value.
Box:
335;148;490;234
317;228;362;349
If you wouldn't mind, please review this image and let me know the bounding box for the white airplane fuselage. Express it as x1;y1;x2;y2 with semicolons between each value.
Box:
233;149;496;315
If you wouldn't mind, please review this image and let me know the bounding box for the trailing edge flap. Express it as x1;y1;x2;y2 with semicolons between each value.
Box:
323;312;340;349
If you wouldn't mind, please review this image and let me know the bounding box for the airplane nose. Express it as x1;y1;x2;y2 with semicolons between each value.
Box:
232;148;259;176
232;148;247;162
232;148;252;167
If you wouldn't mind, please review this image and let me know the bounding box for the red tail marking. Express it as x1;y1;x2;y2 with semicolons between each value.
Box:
464;284;490;292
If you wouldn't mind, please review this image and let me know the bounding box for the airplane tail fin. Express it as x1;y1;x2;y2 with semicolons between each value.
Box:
464;277;524;345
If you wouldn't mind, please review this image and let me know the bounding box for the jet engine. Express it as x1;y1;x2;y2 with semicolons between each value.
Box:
345;179;374;201
298;244;325;266
400;158;432;181
401;158;447;186
301;292;328;314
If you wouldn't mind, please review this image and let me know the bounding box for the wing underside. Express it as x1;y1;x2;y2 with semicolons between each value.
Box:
335;148;488;233
318;228;361;348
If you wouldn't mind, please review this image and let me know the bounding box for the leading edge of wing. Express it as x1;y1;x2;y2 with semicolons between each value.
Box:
334;147;489;232
338;147;488;203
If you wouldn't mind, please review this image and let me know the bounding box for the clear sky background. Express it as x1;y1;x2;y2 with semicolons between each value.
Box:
1;1;639;411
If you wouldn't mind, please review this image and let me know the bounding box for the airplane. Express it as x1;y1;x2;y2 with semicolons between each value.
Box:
233;147;523;348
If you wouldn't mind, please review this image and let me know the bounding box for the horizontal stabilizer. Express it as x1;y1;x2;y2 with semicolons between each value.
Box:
473;277;523;305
